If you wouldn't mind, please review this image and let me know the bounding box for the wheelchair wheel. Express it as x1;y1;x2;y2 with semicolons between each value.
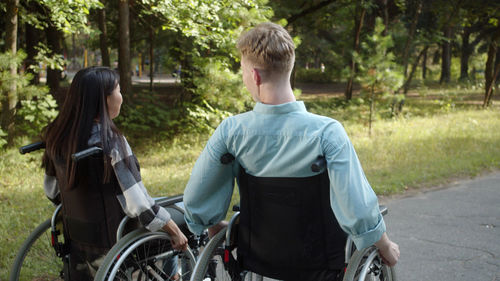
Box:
94;228;196;280
190;226;251;281
9;218;64;281
343;246;396;281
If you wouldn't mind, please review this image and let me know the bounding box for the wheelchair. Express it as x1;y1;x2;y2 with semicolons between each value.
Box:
189;156;397;281
9;142;205;281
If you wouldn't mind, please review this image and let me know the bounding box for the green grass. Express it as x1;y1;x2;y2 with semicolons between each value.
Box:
351;109;500;194
1;86;500;279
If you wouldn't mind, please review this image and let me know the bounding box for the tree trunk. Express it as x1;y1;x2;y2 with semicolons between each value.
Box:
149;27;155;93
24;1;42;85
402;0;422;76
483;27;500;107
97;7;110;67
459;27;471;81
345;3;366;101
382;0;388;36
369;83;374;137
432;49;440;64
393;46;427;115
45;24;63;102
483;58;500;108
1;0;19;145
422;46;428;79
25;22;40;85
495;47;500;83
440;26;452;84
141;52;145;77
404;46;427;95
118;0;132;99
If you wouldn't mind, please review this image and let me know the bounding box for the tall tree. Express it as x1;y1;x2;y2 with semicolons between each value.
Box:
345;0;368;100
97;6;110;67
149;27;155;92
401;0;423;76
435;0;462;84
118;0;132;98
458;19;486;81
1;0;19;145
439;25;453;84
483;24;500;107
45;23;63;100
24;1;43;85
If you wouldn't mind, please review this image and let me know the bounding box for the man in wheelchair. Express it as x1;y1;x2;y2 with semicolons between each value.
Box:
184;22;400;280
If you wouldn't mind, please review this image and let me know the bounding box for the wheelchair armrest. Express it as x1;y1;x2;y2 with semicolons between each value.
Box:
155;194;183;207
379;205;388;216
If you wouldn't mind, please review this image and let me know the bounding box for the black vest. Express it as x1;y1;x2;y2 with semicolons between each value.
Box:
237;169;347;280
52;154;126;258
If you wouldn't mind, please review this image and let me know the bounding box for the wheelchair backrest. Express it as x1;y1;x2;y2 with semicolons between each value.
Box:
52;153;125;255
237;168;347;280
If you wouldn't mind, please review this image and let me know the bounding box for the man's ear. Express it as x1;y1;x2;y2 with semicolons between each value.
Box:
252;68;262;86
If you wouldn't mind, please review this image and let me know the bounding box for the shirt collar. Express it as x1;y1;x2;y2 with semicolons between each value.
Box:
253;101;307;114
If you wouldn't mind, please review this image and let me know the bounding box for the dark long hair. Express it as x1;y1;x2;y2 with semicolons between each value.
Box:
42;66;124;189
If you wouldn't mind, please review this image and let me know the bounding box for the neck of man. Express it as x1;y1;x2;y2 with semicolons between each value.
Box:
258;77;296;105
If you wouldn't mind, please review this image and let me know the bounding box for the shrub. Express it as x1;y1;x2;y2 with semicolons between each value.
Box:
295;67;336;83
0;51;55;146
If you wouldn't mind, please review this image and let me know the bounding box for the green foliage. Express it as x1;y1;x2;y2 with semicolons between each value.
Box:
184;100;233;133
148;0;272;119
31;43;66;72
355;19;404;92
0;129;6;149
115;91;181;138
193;58;252;113
17;94;58;138
21;0;102;34
295;67;336;83
0;51;54;143
353;18;404;129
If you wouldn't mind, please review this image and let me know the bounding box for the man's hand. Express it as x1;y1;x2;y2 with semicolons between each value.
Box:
374;232;400;267
162;220;188;251
208;221;228;238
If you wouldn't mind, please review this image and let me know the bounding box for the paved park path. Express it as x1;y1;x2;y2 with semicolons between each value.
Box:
382;172;500;281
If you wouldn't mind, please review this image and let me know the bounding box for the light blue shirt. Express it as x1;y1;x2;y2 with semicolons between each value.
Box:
183;101;386;249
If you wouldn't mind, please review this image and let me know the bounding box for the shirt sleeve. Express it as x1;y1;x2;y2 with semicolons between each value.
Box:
322;122;386;250
109;136;171;232
183;120;237;235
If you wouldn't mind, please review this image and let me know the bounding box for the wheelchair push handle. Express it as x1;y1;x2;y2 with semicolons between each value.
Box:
19;141;102;162
19;141;45;154
71;146;103;162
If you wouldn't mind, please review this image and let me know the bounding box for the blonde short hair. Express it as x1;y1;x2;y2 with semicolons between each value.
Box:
237;22;295;74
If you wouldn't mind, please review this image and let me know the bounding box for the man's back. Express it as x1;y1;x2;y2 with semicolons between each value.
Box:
210;101;346;178
184;100;386;252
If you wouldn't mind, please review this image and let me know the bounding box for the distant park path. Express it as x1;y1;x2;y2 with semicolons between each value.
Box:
382;172;500;281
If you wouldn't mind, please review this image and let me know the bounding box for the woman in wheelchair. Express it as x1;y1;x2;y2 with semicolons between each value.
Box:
41;66;187;280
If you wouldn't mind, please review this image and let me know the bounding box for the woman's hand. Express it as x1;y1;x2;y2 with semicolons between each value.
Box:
162;220;188;251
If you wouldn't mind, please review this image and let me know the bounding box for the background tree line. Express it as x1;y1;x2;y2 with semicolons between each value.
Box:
1;0;499;147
